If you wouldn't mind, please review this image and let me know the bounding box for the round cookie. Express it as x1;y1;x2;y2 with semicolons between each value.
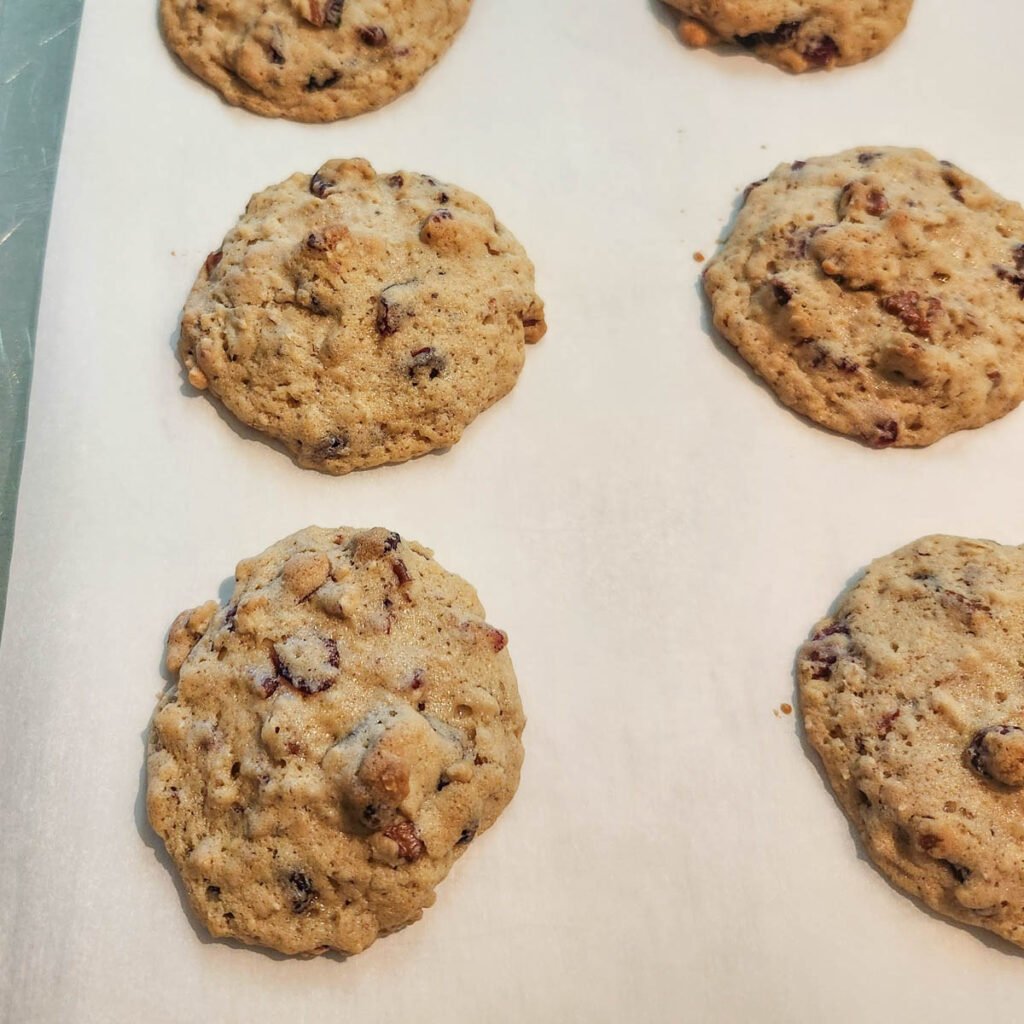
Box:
704;147;1024;447
160;0;472;122
148;526;525;956
799;535;1024;949
178;158;546;474
664;0;912;72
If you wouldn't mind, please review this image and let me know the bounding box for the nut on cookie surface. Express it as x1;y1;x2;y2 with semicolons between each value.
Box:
664;0;912;71
799;535;1024;948
147;526;525;956
178;158;546;474
704;147;1024;447
160;0;472;122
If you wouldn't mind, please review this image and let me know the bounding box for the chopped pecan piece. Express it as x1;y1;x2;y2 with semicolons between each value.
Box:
880;291;942;338
382;820;425;862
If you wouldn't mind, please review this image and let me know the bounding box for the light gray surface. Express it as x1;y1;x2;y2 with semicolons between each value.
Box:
0;0;82;638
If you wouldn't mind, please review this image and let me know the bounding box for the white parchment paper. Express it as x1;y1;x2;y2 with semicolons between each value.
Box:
4;1;1024;1020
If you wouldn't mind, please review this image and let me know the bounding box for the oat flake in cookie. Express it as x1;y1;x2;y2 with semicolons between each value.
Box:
665;0;912;72
148;526;525;956
178;158;546;474
160;0;472;122
799;535;1024;949
704;147;1024;447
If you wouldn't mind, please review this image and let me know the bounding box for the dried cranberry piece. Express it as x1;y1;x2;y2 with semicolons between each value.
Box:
273;633;339;694
808;650;838;680
310;171;334;197
877;710;900;738
872;419;900;448
968;724;1024;786
770;280;792;306
306;71;340;92
358;25;388;46
315;435;348;461
742;178;767;202
387;174;404;188
456;825;477;845
943;861;970;884
324;637;340;668
866;189;889;217
288;872;317;913
857;152;881;165
376;293;401;336
803;35;839;66
391;558;412;585
995;264;1024;299
812;621;850;641
268;44;285;65
737;20;800;48
791;160;806;171
204;250;223;275
383;531;401;552
408;347;447;381
252;670;280;699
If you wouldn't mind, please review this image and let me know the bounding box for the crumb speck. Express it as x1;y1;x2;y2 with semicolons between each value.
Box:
693;251;705;263
781;703;793;715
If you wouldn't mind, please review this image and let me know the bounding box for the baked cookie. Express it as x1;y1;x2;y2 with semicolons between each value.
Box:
148;526;525;956
665;0;912;72
800;535;1024;949
160;0;472;122
178;158;546;474
704;147;1024;447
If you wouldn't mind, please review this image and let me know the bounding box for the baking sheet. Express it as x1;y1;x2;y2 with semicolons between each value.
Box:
0;0;82;636
4;0;1024;1020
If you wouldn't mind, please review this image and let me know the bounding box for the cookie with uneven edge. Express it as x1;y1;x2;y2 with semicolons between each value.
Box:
704;147;1024;447
178;158;546;474
148;526;525;956
799;535;1024;949
665;0;911;72
160;0;472;122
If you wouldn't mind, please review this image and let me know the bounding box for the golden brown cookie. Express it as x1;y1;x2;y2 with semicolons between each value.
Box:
178;158;546;474
148;526;525;956
665;0;912;72
704;147;1024;447
800;535;1024;949
161;0;472;121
